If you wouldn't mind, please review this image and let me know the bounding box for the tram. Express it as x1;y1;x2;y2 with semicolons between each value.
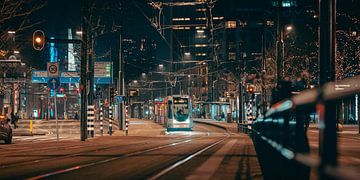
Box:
166;95;193;131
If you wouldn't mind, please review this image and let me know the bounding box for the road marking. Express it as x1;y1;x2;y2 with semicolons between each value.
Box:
26;139;193;180
186;139;237;180
148;137;228;180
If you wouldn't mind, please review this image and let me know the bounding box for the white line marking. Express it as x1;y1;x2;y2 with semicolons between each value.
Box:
186;139;237;180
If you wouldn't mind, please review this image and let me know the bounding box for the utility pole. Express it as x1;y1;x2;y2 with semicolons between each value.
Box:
169;0;174;96
88;35;94;106
276;0;283;83
319;0;337;177
118;28;125;130
80;0;89;141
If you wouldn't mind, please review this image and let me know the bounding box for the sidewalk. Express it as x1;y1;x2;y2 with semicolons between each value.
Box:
309;123;360;135
193;118;240;134
193;118;263;179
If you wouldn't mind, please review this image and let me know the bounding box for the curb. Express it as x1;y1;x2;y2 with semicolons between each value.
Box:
13;133;46;136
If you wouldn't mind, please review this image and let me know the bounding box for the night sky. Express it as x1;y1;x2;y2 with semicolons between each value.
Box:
27;0;169;70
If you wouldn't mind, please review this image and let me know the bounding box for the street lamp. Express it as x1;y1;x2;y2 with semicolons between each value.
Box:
285;25;293;31
76;31;83;35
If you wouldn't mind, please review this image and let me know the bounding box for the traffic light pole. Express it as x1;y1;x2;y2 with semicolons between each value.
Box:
319;0;337;178
80;0;89;141
118;29;125;130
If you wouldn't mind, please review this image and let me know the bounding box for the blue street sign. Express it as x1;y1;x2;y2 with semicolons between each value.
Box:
116;95;123;103
48;77;61;90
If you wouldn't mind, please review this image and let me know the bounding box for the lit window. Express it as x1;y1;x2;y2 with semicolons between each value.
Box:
172;18;190;21
266;20;274;26
196;17;207;21
195;35;207;39
173;26;184;30
195;26;206;30
225;21;236;29
196;30;205;33
213;17;224;20
195;44;208;47
196;53;207;56
196;8;206;12
228;52;236;60
173;26;190;30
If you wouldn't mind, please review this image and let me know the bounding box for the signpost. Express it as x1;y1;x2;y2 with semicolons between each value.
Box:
47;62;59;77
48;77;60;141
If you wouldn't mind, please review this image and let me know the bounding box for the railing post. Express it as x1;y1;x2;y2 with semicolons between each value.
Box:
319;0;337;178
295;106;311;180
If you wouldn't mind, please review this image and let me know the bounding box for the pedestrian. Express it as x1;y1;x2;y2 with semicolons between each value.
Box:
74;112;79;120
11;112;18;129
221;112;225;120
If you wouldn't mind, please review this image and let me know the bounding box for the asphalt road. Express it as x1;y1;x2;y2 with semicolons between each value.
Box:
0;121;262;180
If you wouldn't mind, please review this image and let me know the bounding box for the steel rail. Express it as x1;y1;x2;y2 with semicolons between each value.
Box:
25;138;195;180
24;123;228;180
147;136;229;180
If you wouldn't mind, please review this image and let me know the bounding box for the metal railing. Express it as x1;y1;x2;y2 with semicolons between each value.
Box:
245;76;360;180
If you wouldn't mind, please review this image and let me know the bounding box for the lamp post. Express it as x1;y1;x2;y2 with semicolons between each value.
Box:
282;25;294;78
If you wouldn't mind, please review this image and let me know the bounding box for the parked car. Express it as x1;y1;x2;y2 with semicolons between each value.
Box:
0;115;12;144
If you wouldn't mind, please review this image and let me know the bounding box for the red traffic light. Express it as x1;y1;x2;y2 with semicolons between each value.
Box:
33;30;45;51
59;88;64;93
247;85;255;93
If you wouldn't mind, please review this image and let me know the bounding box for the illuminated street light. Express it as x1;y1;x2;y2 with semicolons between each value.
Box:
158;64;164;69
7;31;16;34
285;25;293;31
76;31;83;35
184;52;191;56
13;50;20;54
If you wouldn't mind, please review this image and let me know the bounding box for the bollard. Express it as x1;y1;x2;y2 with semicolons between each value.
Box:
100;102;104;136
108;105;113;135
87;105;95;138
29;119;33;134
125;119;129;136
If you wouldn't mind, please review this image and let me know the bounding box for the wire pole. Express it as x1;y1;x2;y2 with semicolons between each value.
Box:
80;0;89;141
319;0;337;178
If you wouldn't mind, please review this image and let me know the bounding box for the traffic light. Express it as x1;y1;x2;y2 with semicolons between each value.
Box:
33;30;45;51
129;89;140;97
59;88;64;94
247;85;255;94
110;87;115;98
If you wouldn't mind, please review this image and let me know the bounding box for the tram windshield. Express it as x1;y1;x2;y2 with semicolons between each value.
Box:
173;97;189;122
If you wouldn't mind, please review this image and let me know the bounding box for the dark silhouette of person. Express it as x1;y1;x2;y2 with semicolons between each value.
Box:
271;79;293;105
11;112;18;129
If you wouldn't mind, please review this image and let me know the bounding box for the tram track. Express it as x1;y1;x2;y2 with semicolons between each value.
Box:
0;122;230;179
25;138;196;180
0;136;192;170
147;136;230;180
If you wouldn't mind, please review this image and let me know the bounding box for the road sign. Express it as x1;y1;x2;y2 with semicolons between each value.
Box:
47;77;61;90
94;62;112;77
116;95;123;103
47;62;59;77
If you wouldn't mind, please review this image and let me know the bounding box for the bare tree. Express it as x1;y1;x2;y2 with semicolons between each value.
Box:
0;0;46;56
